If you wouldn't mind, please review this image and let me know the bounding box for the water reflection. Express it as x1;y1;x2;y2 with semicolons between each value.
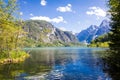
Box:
0;47;111;80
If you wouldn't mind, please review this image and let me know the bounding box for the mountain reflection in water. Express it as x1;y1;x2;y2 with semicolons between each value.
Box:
0;47;112;80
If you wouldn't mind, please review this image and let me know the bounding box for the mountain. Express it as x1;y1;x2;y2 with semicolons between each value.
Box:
77;20;111;43
96;20;110;36
23;20;78;44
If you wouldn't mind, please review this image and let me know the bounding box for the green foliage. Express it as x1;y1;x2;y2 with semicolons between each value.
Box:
0;0;28;62
102;0;120;79
43;27;51;33
36;41;64;47
24;38;36;47
0;0;17;21
108;0;120;51
24;38;65;47
9;50;27;59
108;0;120;63
30;40;83;47
89;34;110;47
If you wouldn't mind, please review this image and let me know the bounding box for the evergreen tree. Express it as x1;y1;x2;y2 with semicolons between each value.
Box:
109;0;120;52
107;0;120;79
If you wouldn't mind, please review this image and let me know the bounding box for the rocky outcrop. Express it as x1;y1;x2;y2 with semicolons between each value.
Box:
77;20;111;43
23;20;78;43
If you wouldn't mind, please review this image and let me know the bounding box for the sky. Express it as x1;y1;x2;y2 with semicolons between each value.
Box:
18;0;109;33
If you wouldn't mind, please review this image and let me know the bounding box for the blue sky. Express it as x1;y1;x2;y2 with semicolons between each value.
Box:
18;0;108;33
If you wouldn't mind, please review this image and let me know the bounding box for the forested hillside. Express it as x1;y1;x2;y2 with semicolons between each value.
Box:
89;33;110;47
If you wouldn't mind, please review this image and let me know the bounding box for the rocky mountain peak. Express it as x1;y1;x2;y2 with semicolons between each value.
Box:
23;20;78;43
88;25;98;30
99;19;110;27
77;19;111;43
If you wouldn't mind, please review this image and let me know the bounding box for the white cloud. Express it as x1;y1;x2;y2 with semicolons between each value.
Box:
20;12;23;16
40;0;47;6
30;16;67;23
57;4;72;12
86;6;106;17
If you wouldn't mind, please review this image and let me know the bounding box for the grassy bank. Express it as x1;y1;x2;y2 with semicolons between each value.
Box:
0;50;29;64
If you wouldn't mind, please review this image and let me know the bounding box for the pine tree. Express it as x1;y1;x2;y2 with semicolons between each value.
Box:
109;0;120;52
107;0;120;79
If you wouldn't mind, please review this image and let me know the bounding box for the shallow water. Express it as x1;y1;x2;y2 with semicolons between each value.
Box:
0;47;111;80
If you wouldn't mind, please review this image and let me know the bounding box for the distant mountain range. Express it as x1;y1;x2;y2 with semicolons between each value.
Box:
76;20;111;43
22;19;110;46
23;20;78;44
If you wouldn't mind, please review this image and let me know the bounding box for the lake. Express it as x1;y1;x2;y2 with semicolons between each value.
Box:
0;47;111;80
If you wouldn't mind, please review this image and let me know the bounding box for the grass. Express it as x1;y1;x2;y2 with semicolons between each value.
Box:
0;50;29;64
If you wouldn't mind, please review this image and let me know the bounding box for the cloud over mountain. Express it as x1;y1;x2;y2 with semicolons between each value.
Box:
30;16;67;23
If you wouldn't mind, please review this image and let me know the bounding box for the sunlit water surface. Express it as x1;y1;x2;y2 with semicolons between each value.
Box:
0;47;112;80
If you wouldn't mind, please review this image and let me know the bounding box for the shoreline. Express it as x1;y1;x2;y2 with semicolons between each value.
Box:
0;54;29;64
